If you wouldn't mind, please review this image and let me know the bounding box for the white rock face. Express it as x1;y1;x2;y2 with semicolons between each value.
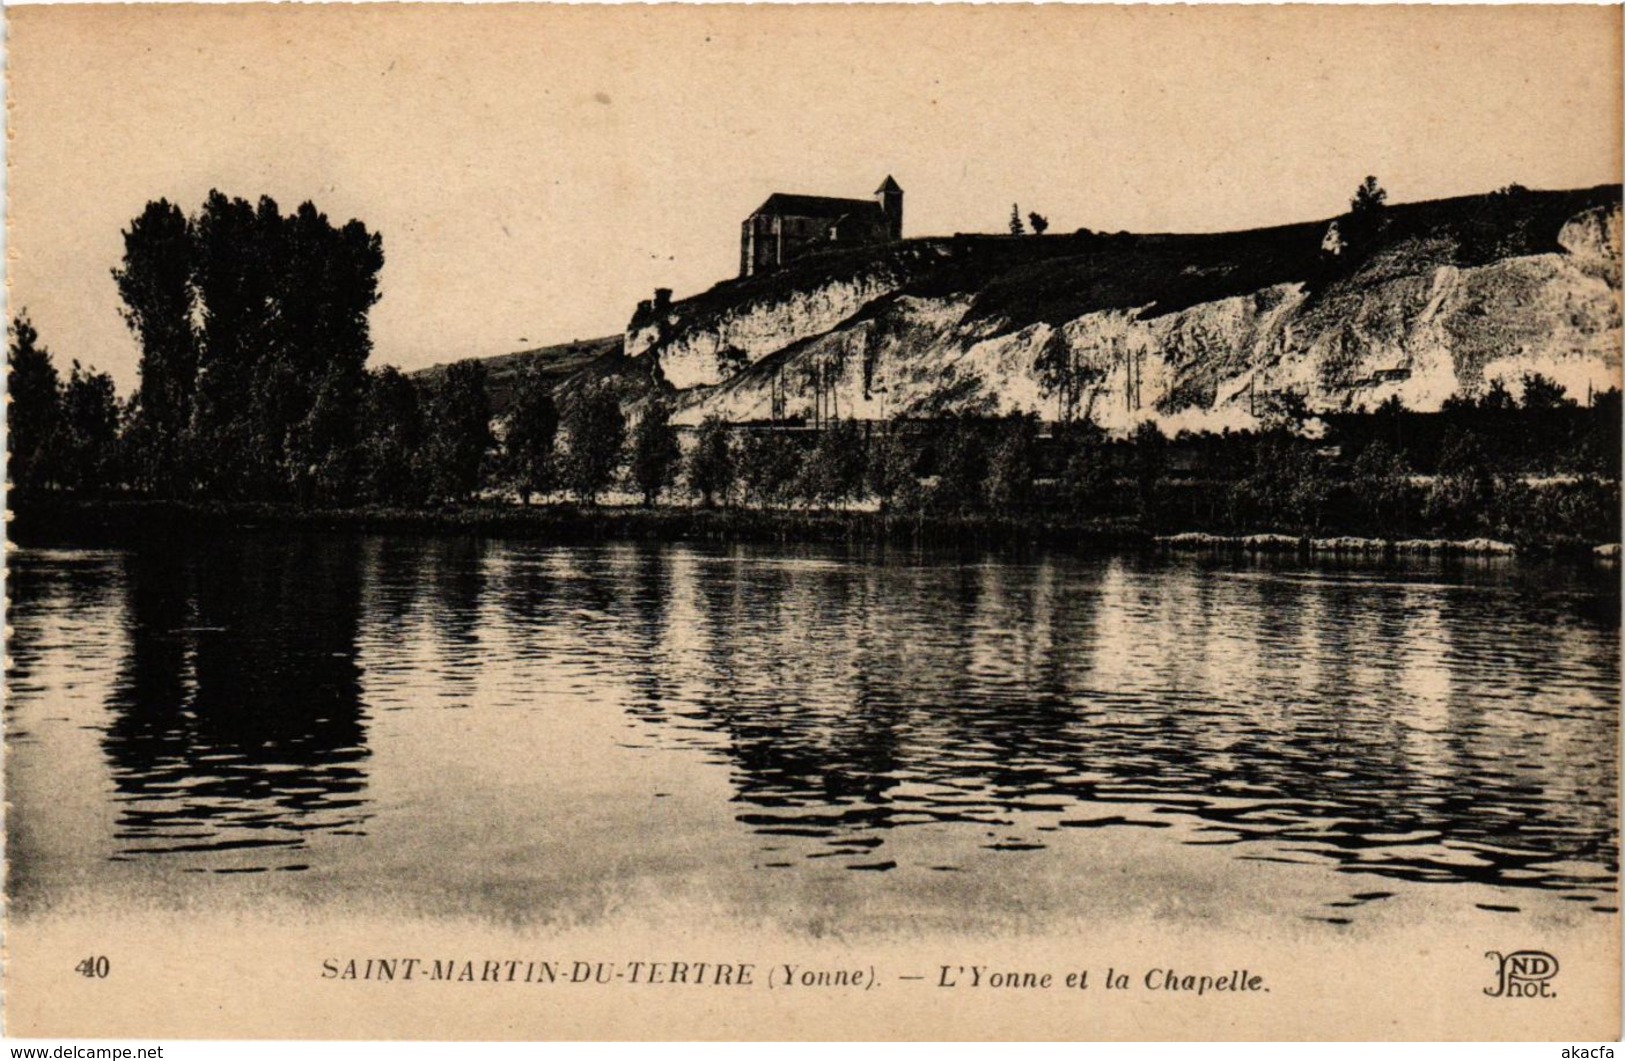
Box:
662;205;1622;433
1559;203;1623;284
633;271;914;391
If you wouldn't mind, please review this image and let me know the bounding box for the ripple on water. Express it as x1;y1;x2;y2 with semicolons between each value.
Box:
4;539;1618;923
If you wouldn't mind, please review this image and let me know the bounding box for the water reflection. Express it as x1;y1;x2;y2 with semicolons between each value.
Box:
5;535;1618;919
626;548;1619;908
101;537;370;871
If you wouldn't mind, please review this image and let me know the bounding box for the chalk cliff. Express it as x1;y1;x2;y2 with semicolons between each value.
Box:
618;187;1620;433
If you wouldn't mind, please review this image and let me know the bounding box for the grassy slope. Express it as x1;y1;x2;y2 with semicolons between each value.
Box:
412;335;622;414
953;185;1620;333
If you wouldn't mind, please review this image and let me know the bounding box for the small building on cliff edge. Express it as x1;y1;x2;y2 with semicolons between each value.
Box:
739;176;903;277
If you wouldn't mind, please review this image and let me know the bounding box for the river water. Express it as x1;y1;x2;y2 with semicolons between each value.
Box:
6;534;1618;935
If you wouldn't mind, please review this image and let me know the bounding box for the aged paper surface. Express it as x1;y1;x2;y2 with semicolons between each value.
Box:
4;2;1621;1043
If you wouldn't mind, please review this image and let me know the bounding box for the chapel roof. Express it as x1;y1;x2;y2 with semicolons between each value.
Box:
750;193;886;221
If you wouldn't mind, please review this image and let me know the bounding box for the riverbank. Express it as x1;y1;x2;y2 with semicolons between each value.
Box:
9;496;1617;560
1156;531;1526;557
6;496;1140;551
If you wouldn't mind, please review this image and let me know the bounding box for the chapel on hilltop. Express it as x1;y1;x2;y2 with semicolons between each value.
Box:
739;176;903;277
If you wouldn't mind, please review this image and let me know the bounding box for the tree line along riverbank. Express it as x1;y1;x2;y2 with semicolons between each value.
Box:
9;374;1619;557
7;189;1619;558
7;494;1616;564
13;498;1618;564
10;337;1621;556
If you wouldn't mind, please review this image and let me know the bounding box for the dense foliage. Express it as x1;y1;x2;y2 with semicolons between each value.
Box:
629;400;681;506
7;314;121;497
110;192;384;502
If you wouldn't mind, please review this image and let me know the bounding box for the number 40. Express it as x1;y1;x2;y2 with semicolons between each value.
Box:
75;956;110;979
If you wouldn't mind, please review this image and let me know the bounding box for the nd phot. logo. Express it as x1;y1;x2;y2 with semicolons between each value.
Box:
1484;950;1559;998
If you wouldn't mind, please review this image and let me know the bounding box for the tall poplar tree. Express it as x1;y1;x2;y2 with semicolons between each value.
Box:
112;190;383;500
112;200;196;494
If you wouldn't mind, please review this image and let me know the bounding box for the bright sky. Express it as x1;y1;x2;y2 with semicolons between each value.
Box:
7;3;1621;392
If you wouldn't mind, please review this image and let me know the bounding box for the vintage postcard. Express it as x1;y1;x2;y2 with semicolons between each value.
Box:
4;2;1621;1043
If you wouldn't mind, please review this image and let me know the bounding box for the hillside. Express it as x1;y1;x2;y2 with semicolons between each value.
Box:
631;184;1621;432
428;184;1621;433
412;334;622;414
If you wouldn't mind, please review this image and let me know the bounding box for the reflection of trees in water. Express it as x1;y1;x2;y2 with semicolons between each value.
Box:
495;543;555;635
6;552;125;715
103;536;369;869
424;537;487;664
621;546;673;713
693;552;907;824
628;550;1617;898
360;536;426;634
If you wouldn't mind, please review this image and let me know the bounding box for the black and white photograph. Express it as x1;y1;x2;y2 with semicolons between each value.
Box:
3;2;1620;1043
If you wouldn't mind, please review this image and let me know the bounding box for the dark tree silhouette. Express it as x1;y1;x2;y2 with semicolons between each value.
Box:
112;200;195;494
276;200;384;501
686;416;735;508
1519;372;1575;411
1351;175;1388;215
424;360;492;502
737;429;801;508
190;191;279;494
1059;423;1114;516
865;425;917;513
113;191;383;500
985;412;1040;512
793;419;866;508
563;386;626;505
7;314;60;494
1479;377;1517;412
629;400;681;506
1343;176;1389;253
503;365;560;503
356;366;426;505
1351;439;1411;537
1423;428;1495;537
1027;212;1050;236
1008;204;1026;236
56;361;121;493
1131;419;1167;519
931;420;991;514
287;361;363;504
